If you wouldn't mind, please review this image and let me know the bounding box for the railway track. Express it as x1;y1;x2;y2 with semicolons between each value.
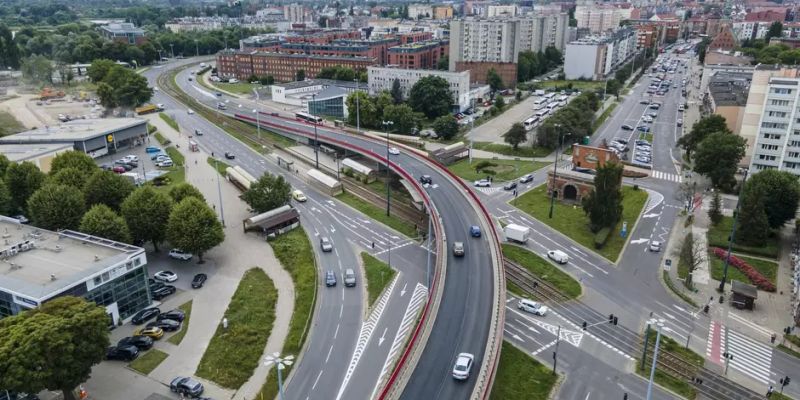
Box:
504;259;762;400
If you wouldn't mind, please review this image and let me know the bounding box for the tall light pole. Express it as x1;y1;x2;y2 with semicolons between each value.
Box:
195;40;199;57
169;43;174;59
548;124;562;219
264;352;294;400
213;155;226;227
718;169;749;296
469;98;475;164
312;93;319;169
253;88;261;142
382;120;394;217
552;324;561;375
354;78;361;133
646;318;666;400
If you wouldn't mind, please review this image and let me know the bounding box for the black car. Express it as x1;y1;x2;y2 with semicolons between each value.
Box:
224;152;235;159
170;376;204;397
106;345;139;361
131;307;161;325
419;175;432;185
147;319;181;332
152;285;176;300
191;273;208;288
118;335;154;350
503;182;517;191
325;270;337;287
158;309;186;322
149;279;165;293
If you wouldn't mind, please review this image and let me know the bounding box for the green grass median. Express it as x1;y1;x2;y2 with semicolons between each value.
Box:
490;341;558;400
196;268;277;389
502;244;582;299
159;112;179;132
361;252;397;307
709;253;778;286
166;301;193;345
707;216;779;259
447;157;548;182
472;142;552;158
129;349;169;375
336;191;417;238
635;333;702;399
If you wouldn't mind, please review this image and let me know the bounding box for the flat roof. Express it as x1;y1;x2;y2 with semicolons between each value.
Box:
0;143;74;162
273;78;364;90
0;118;146;145
0;217;144;301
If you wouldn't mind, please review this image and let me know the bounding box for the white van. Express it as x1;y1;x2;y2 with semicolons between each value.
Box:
547;250;569;264
518;299;549;316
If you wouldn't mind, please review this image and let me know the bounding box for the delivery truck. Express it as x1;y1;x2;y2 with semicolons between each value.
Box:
135;104;164;115
504;223;531;243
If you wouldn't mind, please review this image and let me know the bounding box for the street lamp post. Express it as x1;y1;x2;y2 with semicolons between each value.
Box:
195;40;199;57
382;120;394;217
425;215;432;289
354;78;361;133
646;318;666;400
312;93;319;169
548;125;563;219
552;324;561;375
169;43;174;59
718;169;749;296
213;155;226;227
253;88;262;142
264;352;294;400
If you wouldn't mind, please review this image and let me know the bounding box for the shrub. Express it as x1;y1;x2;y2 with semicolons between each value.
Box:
710;247;776;292
594;227;611;249
633;184;639;191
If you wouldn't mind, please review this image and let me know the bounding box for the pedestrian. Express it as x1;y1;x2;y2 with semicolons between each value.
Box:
767;385;774;397
371;241;375;249
771;333;777;344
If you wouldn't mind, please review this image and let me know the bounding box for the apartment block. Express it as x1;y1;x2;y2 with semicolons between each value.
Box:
284;4;307;23
746;66;800;174
486;5;518;17
367;66;471;111
217;50;376;82
564;28;636;80
388;39;449;69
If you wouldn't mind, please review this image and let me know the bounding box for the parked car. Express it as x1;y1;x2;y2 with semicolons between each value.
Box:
191;273;208;288
152;285;177;300
320;237;333;252
168;249;192;261
118;336;154;350
106;345;139;361
157;160;174;168
292;190;308;202
474;179;491;187
134;326;164;340
452;241;465;257
621;124;633;131
503;182;517;191
170;377;204;397
344;268;356;287
10;215;29;224
157;309;186;322
470;225;481;238
131;307;161;325
452;353;475;380
146;319;181;331
518;299;549;316
325;270;337;287
519;174;533;184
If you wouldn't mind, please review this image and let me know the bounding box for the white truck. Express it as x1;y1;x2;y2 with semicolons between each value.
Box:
504;224;531;243
120;172;144;186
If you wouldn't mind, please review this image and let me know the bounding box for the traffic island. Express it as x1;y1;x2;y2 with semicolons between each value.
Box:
447;157;548;182
361;252;397;308
166;300;193;345
502;244;582;299
489;341;558;400
634;332;703;400
128;349;169;376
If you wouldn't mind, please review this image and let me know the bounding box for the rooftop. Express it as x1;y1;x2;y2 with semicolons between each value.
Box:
388;39;448;52
273;78;365;90
0;217;144;301
100;23;145;35
708;71;751;107
0;143;74;162
0;118;146;145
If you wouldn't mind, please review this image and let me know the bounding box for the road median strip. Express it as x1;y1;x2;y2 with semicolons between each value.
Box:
128;349;169;376
362;252;397;308
489;341;558;400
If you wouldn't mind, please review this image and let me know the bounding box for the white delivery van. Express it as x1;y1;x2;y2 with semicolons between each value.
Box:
505;224;531;243
547;249;569;264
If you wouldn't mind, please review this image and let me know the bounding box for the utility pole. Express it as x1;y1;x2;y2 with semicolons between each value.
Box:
469;98;475;164
195;40;199;57
646;319;666;400
253;89;261;142
719;169;749;297
214;156;226;227
382;120;394;217
548;125;562;219
312;93;319;169
169;43;175;59
426;215;432;289
552;325;561;375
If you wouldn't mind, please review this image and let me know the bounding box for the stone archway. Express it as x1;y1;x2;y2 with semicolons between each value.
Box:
563;185;578;201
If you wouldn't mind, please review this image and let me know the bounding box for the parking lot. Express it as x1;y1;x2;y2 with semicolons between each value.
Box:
92;138;176;184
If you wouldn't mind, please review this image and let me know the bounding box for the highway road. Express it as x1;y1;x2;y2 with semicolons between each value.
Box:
152;61;502;400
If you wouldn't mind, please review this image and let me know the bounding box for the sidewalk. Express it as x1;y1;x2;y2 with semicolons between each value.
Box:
144;114;296;400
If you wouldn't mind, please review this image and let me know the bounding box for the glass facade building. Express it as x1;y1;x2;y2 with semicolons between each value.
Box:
309;96;346;119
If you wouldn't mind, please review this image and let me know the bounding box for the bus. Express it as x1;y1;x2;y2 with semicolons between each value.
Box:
523;116;539;130
546;101;560;110
534;109;549;118
544;93;556;100
295;111;322;124
557;95;568;105
533;98;547;110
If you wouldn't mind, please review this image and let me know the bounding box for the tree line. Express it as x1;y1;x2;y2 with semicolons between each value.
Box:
516;46;563;82
88;59;153;109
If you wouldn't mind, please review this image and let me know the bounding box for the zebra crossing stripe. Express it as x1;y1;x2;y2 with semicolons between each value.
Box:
650;170;683;183
726;329;773;384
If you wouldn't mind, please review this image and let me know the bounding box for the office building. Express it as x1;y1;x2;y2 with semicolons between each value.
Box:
217;50;376;82
388;39;449;69
284;4;307;23
745;66;800;173
564;28;636;80
0;216;150;324
98;23;146;45
368;67;471;111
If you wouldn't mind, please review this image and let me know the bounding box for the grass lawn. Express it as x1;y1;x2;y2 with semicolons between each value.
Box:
367;179;413;204
708;252;778;286
195;268;277;389
489;341;558;400
153;132;168;145
166;301;193;345
636;333;702;400
337;191;417;238
129;349;169;375
502;244;582;299
533;80;605;92
785;334;800;348
259;228;317;399
361;252;397;307
159;113;179;132
514;185;648;262
215;81;259;95
472;142;552;158
207;157;232;176
707;216;780;259
0;110;26;136
447;157;548;182
165;147;185;166
662;271;699;308
777;344;800;359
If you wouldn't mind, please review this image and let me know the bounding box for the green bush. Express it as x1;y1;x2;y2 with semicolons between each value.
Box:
594;227;611;249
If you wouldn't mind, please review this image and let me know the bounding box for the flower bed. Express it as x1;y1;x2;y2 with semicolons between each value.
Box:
710;247;776;292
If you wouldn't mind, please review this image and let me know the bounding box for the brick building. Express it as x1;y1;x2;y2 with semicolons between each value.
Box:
216;50;377;82
455;61;517;86
388;40;449;69
398;31;434;44
546;169;596;203
708;25;739;52
571;144;620;170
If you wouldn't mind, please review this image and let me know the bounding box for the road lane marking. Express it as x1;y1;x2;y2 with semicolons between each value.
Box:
312;370;323;390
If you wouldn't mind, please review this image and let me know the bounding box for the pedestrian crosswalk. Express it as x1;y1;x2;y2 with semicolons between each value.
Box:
726;328;773;385
650;170;683;183
476;186;503;195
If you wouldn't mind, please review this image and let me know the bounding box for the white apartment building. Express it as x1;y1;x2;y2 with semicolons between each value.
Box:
486;5;518;17
408;4;434;19
284;4;307;23
367;67;471;111
575;6;620;34
448;15;569;70
747;66;800;175
564;28;637;80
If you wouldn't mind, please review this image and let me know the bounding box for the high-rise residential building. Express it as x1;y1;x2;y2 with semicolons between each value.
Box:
486;5;518;17
408;4;433;19
367;66;471;111
564;28;637;80
574;4;633;34
284;4;307;23
745;66;800;174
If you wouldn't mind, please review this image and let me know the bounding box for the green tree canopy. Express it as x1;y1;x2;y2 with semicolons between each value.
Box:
169;182;206;203
0;154;10;178
99;65;153;108
391;78;403;104
503;122;527;150
409;76;452;119
487;68;504;92
0;296;110;400
737;186;771;246
79;204;131;243
581;162;624;232
48;167;89;189
345;91;377;128
432;114;460;140
83;170;135;211
167;197;225;263
241;173;292;213
678;114;730;157
383;104;421;135
121;186;173;251
27;184;85;230
5;161;46;214
693;132;746;189
0;180;11;216
49;151;98;175
436;55;449;71
742;169;800;229
86;58;116;82
708;190;723;226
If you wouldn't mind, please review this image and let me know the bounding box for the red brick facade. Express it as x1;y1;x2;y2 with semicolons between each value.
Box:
455;61;517;86
571;144;620;170
217;50;376;82
398;31;433;44
388;40;449;70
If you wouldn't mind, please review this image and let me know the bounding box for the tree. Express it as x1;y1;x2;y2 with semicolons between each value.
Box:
503;122;527;149
96;82;117;109
390;78;403;104
83;170;135;211
345;91;377;128
48;167;89;189
678;114;731;157
373;91;393;119
708;190;723;226
50;151;98;175
87;59;117;82
581;162;624;232
737;186;770;246
487;68;504;92
241;173;292;213
0;24;21;69
679;232;705;289
383;104;420;135
0;296;109;400
408;76;452;119
693;132;746;189
20;55;54;83
0;180;12;216
169;183;206;203
742;169;800;229
432;114;459;140
79;204;131;243
259;75;275;85
121;186;174;251
27;184;85;231
101;66;153;108
5;161;46;214
494;95;506;110
296;69;305;81
606;79;621;98
0;154;10;178
437;55;449;71
766;22;784;42
167;197;225;263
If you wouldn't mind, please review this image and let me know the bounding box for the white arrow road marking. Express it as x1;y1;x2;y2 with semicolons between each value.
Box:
378;327;388;346
631;238;650;244
643;213;660;219
400;282;407;297
330;225;336;233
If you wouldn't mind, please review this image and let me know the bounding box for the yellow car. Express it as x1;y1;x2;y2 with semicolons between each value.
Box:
135;327;164;340
292;190;308;202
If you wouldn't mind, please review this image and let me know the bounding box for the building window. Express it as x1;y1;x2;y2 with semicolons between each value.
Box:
771;88;793;94
762;122;788;129
769;111;788;117
761;144;779;150
771;99;790;106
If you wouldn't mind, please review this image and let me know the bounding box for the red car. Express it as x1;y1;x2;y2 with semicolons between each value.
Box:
112;166;125;174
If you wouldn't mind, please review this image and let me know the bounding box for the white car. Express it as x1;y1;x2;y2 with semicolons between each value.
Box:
519;174;534;184
157;159;174;167
474;179;491;187
154;270;178;282
518;299;549;316
187;109;194;114
452;353;475;380
649;241;662;252
169;249;193;261
292;190;308;202
388;147;400;155
320;237;333;252
547;250;569;264
123;155;139;163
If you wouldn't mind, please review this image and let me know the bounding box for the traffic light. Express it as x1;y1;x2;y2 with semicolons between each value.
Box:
533;281;539;289
781;376;791;387
582;321;587;330
703;305;710;313
613;316;618;325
